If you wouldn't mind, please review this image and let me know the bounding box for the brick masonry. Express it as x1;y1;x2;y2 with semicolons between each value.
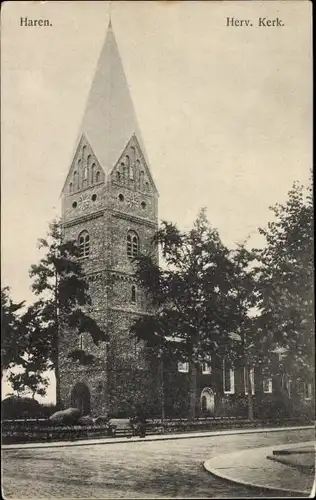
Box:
59;134;160;417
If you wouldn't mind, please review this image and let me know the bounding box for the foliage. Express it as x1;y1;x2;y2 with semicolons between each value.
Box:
1;395;42;419
253;181;314;383
131;208;256;417
6;220;108;401
7;371;49;399
1;287;25;378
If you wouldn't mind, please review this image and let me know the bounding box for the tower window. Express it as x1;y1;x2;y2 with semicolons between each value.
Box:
91;194;97;201
141;201;146;209
69;182;73;194
131;146;136;164
127;231;139;258
131;285;136;303
78;230;90;258
73;170;78;189
118;194;124;202
96;171;101;183
87;154;91;166
91;163;96;183
72;201;77;209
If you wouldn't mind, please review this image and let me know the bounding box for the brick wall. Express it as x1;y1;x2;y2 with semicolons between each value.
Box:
59;135;159;417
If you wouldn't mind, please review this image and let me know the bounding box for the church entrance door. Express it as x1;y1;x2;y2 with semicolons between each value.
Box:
200;387;215;414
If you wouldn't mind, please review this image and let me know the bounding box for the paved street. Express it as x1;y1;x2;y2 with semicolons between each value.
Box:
2;428;314;499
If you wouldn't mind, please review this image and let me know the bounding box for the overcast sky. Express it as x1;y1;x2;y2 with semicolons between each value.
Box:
1;1;312;401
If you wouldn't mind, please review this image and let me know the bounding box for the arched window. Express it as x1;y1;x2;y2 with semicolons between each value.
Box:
96;171;101;183
125;155;130;180
73;170;78;189
78;332;91;351
87;154;91;166
91;163;96;183
129;166;134;181
69;182;73;193
140;171;144;188
131;285;136;303
116;171;121;182
82;166;88;187
82;145;87;159
131;147;136;165
78;230;90;258
127;231;139;258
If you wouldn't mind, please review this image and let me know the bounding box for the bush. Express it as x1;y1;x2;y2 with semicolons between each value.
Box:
254;393;291;421
215;394;249;418
2;396;42;419
288;396;315;422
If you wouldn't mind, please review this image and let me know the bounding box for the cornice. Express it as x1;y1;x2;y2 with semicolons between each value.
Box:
111;209;157;228
62;209;104;228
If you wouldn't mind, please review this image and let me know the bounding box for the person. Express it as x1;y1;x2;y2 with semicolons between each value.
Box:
137;411;147;438
128;415;137;438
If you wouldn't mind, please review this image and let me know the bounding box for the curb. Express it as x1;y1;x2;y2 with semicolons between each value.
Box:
2;425;314;451
203;441;315;496
203;458;309;496
266;454;315;472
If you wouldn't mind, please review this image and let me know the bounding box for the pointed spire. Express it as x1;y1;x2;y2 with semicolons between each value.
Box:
72;17;148;177
108;0;112;29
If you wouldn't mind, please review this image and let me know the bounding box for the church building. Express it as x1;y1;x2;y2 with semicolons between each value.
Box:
58;21;302;420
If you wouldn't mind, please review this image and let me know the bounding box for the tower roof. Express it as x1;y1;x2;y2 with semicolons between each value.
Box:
71;21;149;179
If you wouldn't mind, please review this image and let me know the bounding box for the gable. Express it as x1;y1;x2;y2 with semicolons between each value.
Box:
62;135;105;196
110;134;158;195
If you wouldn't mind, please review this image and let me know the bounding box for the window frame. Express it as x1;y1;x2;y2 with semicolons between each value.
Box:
223;359;235;394
178;361;189;373
127;231;139;258
263;377;273;394
202;361;212;375
131;285;137;304
78;230;90;259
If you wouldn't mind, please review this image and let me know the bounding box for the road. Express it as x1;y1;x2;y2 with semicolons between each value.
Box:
2;428;314;499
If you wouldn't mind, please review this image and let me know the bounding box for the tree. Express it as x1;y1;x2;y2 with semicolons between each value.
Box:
24;219;108;406
7;370;49;399
131;209;256;419
1;287;25;378
253;181;314;389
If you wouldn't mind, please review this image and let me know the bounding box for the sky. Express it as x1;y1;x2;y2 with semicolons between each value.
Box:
1;1;312;402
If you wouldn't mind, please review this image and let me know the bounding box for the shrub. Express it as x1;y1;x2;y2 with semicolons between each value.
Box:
2;396;42;419
254;393;291;421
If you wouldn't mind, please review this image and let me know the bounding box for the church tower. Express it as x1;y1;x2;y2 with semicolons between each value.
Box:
59;21;159;417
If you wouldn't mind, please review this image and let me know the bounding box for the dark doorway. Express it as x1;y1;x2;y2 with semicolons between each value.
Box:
70;382;91;415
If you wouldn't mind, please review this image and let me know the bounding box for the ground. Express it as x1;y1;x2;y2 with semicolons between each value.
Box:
2;428;314;499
